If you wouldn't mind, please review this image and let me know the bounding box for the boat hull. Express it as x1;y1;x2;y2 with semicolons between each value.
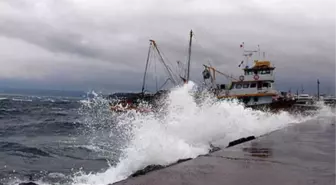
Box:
108;92;325;115
247;99;326;114
246;99;297;112
108;90;169;113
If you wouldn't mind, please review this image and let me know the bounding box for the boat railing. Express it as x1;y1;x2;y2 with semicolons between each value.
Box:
243;73;275;82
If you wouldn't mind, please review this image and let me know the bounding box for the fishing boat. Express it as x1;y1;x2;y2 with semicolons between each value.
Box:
294;94;314;104
290;93;321;111
323;96;336;106
108;33;192;113
201;47;296;112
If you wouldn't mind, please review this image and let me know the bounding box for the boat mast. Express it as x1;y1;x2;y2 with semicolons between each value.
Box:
317;79;320;101
186;30;193;82
142;41;153;93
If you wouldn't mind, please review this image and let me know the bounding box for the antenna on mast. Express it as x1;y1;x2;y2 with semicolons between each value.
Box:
258;45;260;59
243;51;258;68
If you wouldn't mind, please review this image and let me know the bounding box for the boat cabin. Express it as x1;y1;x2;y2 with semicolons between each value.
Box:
215;60;278;106
240;60;275;82
230;81;272;90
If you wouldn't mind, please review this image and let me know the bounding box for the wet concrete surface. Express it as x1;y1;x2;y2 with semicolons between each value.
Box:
113;119;335;185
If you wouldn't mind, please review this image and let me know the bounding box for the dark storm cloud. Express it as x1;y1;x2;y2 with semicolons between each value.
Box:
0;0;334;93
0;21;99;58
0;16;147;67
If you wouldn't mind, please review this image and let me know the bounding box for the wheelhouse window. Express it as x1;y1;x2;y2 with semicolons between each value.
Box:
258;69;271;75
250;83;257;88
235;83;242;89
244;71;254;75
262;83;270;88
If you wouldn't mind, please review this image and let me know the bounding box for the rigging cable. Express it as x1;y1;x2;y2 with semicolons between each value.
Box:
155;43;180;85
142;42;153;93
154;47;158;92
159;78;172;90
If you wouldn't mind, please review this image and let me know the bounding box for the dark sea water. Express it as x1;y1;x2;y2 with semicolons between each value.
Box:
0;90;335;185
0;95;119;184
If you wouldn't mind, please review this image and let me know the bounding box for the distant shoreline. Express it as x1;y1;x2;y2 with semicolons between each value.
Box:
0;88;86;98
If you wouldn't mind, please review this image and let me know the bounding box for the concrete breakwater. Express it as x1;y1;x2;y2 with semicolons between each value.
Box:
112;120;335;185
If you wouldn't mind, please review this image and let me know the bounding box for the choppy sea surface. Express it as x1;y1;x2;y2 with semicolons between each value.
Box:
0;83;335;185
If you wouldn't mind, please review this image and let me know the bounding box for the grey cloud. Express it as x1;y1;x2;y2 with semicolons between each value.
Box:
0;0;334;94
0;19;120;63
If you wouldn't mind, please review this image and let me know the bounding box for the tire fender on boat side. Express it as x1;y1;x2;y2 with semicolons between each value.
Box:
254;74;259;80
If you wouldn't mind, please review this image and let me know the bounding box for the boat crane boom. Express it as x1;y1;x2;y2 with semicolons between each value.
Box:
203;64;239;81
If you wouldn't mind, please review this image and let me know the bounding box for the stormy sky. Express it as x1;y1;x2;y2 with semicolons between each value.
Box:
0;0;335;94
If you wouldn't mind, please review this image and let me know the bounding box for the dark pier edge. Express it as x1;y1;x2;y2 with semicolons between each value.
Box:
125;135;258;180
17;135;259;185
115;124;296;182
127;122;308;180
